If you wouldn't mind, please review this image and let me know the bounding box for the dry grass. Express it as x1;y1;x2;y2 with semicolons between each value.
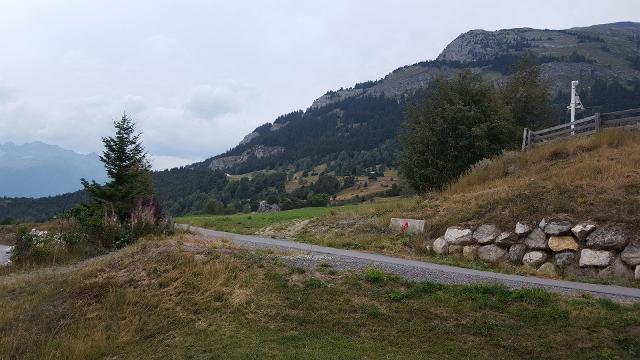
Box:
318;129;640;236
1;234;639;359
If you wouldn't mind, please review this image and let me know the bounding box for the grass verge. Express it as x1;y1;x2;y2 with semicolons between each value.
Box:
1;235;639;359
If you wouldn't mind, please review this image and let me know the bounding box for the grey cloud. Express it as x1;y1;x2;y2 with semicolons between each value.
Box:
186;85;236;119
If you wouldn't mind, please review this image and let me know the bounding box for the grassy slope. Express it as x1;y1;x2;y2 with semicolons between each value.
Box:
1;235;639;359
303;129;640;242
177;130;640;283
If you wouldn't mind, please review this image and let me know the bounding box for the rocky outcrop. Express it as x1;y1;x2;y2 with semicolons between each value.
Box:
208;145;285;170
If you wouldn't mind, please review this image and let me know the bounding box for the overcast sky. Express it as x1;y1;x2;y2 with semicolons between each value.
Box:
0;0;638;169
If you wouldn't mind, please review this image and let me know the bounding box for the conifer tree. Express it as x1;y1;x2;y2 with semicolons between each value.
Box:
82;114;154;220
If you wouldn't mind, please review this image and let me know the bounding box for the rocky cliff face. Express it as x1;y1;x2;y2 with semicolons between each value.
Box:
208;145;285;170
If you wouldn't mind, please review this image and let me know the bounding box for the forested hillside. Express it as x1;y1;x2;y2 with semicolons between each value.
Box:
202;22;640;177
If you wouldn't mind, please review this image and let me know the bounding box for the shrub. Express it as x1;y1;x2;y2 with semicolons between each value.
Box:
364;268;386;283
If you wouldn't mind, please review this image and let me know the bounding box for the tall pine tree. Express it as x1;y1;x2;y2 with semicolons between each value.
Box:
82;114;154;220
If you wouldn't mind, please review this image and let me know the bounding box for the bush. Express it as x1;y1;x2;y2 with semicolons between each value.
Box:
364;268;386;283
308;194;330;207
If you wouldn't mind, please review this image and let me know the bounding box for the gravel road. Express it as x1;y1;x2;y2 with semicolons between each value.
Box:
182;225;640;303
0;245;12;266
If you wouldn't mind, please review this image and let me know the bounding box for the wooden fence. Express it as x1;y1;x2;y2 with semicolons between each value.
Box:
522;108;640;151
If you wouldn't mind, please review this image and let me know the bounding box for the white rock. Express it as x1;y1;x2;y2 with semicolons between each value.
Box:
473;224;500;245
478;245;507;264
539;218;547;229
523;251;548;267
433;237;449;255
524;228;548;250
444;227;475;245
571;222;596;241
515;222;532;237
579;249;614;267
543;221;573;236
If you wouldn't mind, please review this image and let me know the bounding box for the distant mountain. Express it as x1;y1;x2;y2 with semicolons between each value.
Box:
0;141;107;197
198;22;640;174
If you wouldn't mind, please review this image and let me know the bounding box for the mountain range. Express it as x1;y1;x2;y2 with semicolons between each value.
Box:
0;141;107;198
2;21;640;221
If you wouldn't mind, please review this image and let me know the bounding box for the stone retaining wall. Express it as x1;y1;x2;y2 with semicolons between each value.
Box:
431;219;640;281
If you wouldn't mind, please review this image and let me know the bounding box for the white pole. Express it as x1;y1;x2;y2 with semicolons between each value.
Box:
570;80;578;135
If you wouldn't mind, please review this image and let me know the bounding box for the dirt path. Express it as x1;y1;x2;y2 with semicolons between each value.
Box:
182;224;640;303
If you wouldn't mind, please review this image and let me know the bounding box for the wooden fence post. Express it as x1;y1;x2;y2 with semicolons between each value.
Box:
527;130;533;150
594;113;601;133
521;128;529;152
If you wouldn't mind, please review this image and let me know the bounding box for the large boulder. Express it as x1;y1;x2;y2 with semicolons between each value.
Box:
525;228;548;250
508;244;527;265
571;222;597;241
495;232;519;247
473;224;499;245
444;227;475;245
598;258;635;280
463;245;480;261
548;236;579;252
554;252;576;268
579;249;614;267
515;222;532;237
585;225;631;250
523;251;548;267
620;242;640;267
543;221;573;236
538;262;558;277
478;245;507;264
433;237;449;255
